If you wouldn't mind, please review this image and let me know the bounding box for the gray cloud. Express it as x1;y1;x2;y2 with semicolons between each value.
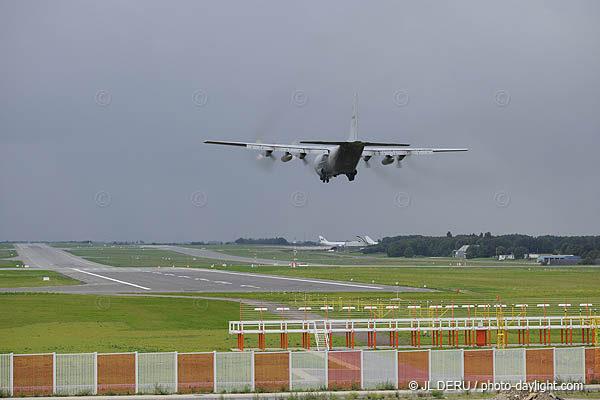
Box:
1;0;599;242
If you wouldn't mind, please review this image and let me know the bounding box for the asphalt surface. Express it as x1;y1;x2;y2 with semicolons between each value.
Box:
162;245;553;269
5;244;434;294
150;245;291;266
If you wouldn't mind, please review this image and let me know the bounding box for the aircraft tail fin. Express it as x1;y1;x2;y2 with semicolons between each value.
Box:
364;235;378;245
319;235;327;244
348;93;358;142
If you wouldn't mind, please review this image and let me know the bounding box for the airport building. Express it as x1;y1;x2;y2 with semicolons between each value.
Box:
452;245;470;258
537;254;581;265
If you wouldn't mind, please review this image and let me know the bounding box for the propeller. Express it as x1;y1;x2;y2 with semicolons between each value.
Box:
252;141;276;172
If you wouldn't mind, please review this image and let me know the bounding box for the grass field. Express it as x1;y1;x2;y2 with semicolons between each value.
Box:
2;292;594;353
178;264;598;299
0;249;18;259
0;293;353;353
65;246;597;298
0;270;80;288
67;247;243;268
55;242;538;268
0;244;21;268
190;244;536;266
0;260;21;268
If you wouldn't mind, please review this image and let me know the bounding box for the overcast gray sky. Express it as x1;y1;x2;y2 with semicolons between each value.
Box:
1;0;599;242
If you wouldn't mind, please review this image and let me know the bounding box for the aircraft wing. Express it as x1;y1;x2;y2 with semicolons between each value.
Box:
205;140;330;154
362;147;468;156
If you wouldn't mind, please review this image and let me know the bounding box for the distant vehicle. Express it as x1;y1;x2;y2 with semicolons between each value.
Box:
205;95;467;183
318;235;378;249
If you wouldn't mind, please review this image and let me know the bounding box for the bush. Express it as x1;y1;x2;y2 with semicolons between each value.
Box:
153;384;170;395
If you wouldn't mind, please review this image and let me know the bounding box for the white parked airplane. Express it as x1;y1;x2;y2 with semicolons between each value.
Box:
319;235;378;249
205;95;467;183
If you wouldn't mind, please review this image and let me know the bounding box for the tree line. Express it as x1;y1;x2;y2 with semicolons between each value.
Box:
362;232;600;264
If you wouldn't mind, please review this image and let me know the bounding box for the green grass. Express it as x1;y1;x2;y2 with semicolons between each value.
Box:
0;293;353;353
0;260;22;268
180;264;600;299
66;245;597;298
1;290;595;353
67;247;244;268
0;249;17;259
0;270;80;288
0;245;22;268
154;291;600;319
68;243;535;268
190;244;536;266
64;245;598;299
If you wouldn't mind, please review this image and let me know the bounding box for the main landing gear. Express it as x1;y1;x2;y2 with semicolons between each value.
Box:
320;169;330;183
346;170;357;181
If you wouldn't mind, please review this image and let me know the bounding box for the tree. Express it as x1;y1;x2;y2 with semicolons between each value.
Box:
446;231;453;238
514;246;529;259
387;242;406;257
496;246;506;256
404;246;415;258
466;246;479;259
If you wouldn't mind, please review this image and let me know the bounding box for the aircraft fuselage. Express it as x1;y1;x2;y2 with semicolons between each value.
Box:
314;142;364;183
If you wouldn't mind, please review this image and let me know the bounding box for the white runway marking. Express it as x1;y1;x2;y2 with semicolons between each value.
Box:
214;281;232;285
72;268;151;291
188;268;384;290
240;284;260;289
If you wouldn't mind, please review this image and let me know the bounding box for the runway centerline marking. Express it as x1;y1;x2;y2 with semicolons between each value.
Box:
184;268;384;290
72;268;151;291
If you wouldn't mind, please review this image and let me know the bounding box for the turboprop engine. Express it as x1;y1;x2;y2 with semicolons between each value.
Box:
382;155;394;165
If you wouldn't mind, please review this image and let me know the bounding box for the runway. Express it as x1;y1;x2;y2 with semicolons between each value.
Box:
149;245;291;266
5;244;435;294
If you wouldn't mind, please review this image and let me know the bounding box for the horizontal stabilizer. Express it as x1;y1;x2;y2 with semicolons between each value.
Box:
204;140;247;147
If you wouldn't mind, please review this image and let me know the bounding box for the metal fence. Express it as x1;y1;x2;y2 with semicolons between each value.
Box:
0;347;597;396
